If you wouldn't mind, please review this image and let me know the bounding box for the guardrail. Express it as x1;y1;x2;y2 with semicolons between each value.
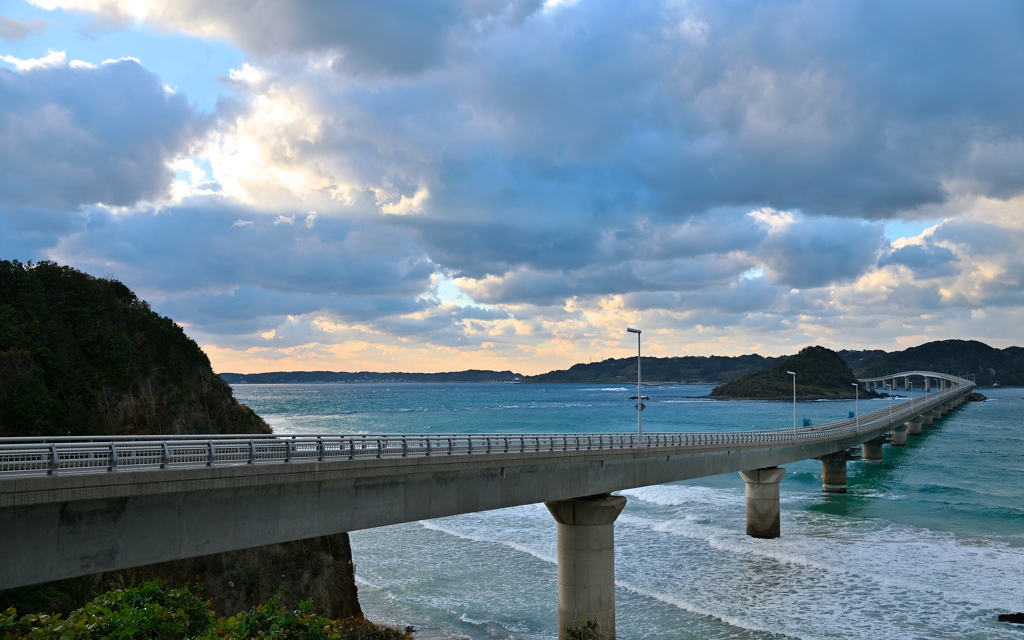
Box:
0;378;971;478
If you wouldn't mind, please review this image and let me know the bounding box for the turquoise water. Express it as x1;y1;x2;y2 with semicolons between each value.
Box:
231;383;1024;639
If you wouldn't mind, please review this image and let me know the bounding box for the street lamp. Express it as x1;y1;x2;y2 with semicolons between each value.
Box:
787;371;797;441
886;383;893;424
626;328;646;446
851;383;859;429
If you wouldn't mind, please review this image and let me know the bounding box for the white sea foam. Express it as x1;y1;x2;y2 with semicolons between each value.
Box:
620;483;746;508
417;518;557;565
617;580;820;640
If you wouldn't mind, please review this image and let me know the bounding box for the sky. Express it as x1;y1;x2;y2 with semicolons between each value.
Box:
1;0;1023;375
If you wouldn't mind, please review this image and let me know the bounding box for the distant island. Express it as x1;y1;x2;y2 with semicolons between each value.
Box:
223;339;1024;389
710;345;878;400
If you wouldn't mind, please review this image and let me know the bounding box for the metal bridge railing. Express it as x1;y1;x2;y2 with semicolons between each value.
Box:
0;377;971;478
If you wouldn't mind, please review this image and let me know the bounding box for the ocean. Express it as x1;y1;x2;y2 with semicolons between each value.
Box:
231;382;1024;639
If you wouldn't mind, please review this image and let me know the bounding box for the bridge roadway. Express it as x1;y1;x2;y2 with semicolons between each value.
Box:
0;372;974;638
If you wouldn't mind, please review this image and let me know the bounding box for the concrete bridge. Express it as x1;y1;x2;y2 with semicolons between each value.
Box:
0;372;974;638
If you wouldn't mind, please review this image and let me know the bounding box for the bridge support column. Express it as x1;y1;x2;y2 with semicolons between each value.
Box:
820;455;847;493
920;411;934;427
739;467;786;539
862;436;885;461
545;493;626;640
907;417;923;436
890;424;908;446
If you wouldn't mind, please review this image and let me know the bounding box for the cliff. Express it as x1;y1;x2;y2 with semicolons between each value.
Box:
710;345;879;400
0;260;360;619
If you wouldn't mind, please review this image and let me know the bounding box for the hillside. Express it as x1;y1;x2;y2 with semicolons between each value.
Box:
0;260;268;437
710;346;878;400
522;354;783;384
0;261;359;621
859;339;1024;386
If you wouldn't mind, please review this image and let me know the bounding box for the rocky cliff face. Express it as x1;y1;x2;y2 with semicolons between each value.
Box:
0;261;361;619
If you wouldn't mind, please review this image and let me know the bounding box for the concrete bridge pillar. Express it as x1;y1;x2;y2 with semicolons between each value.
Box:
739;467;786;539
920;411;934;427
890;423;908;446
819;454;848;493
907;417;923;436
925;378;931;392
939;403;949;416
545;493;627;640
862;436;886;461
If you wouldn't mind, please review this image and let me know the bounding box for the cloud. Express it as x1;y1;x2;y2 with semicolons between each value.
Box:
880;242;958;278
0;16;49;42
0;56;207;215
33;0;545;75
758;216;889;289
9;0;1024;373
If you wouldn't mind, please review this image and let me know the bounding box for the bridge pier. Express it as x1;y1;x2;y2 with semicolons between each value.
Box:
862;436;885;461
890;423;908;446
907;417;923;436
545;493;627;640
738;467;786;538
819;454;847;493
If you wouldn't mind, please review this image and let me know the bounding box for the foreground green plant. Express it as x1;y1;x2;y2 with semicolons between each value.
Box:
565;618;605;640
1;582;409;640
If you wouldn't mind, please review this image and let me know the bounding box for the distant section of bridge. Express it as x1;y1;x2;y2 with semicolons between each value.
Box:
0;372;974;639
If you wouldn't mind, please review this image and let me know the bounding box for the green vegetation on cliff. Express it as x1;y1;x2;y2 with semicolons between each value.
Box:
710;346;874;399
1;582;408;640
0;260;268;437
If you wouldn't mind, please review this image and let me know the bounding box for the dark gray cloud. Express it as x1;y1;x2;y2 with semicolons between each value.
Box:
0;16;48;41
52;200;437;328
759;217;888;289
147;0;543;76
880;242;958;277
217;0;1024;290
0;59;206;212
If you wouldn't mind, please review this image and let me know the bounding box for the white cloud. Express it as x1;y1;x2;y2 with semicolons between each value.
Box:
1;50;70;71
381;189;430;215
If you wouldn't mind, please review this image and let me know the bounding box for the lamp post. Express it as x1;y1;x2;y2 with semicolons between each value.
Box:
851;383;859;429
626;328;645;446
787;371;797;441
886;383;893;424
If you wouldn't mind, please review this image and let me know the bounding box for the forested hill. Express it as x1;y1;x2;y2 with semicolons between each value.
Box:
857;339;1024;386
221;369;522;384
522;354;783;384
710;345;874;400
0;260;269;437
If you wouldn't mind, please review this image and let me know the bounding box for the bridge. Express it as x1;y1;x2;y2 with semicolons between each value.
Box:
0;372;974;638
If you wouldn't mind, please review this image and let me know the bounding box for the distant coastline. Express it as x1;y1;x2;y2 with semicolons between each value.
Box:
220;339;1024;388
219;369;523;384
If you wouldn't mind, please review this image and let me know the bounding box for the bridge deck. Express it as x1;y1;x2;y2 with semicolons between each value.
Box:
0;373;973;589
